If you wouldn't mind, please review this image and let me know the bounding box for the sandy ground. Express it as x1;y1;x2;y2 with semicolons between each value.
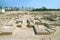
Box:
0;12;60;40
0;26;59;40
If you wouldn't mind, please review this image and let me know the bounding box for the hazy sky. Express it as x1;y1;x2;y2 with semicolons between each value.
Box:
0;0;60;8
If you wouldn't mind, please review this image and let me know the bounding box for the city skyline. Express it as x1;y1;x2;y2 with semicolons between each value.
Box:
0;0;60;8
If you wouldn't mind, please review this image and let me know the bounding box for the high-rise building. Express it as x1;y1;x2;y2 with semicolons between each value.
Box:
0;9;5;12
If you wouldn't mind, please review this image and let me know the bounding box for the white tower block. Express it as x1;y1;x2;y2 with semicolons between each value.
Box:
2;9;5;12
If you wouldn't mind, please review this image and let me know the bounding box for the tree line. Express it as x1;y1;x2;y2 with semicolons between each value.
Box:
32;7;60;11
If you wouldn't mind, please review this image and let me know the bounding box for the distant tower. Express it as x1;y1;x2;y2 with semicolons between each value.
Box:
0;9;5;12
0;6;5;12
2;9;5;12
